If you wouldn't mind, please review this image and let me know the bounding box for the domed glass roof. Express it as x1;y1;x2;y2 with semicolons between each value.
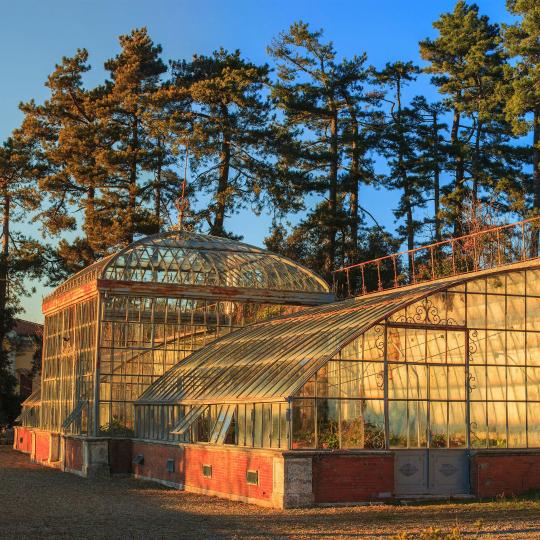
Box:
46;230;330;300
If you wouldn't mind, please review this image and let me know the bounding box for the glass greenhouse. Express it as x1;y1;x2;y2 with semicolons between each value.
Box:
136;261;540;454
35;231;333;436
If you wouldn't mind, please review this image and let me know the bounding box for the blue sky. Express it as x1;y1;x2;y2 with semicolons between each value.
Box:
0;0;514;321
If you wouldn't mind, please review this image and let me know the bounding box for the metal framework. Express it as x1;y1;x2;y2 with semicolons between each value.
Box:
29;231;333;436
333;216;540;297
135;260;540;451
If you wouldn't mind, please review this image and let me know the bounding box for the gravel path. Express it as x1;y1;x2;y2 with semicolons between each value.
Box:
2;447;540;539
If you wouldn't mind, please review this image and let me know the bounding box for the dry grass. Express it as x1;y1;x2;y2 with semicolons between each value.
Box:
2;447;540;539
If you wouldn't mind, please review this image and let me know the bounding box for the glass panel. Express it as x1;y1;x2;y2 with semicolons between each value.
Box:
486;295;505;329
253;403;263;448
426;330;446;363
508;401;526;448
340;400;385;450
292;399;315;449
447;365;466;400
262;403;272;448
507;296;525;330
469;330;486;364
317;362;340;398
237;404;246;447
527;332;540;366
486;366;506;400
507;332;526;366
388;364;407;399
488;401;507;448
527;297;540;331
466;293;485;328
470;401;488;448
507;271;525;295
407;365;427;400
430;401;448;448
469;365;487;401
446;291;466;325
527;367;540;401
487;275;505;294
467;278;486;293
486;331;506;365
429;366;447;400
527;269;540;296
389;400;407;448
448;401;466;447
446;331;466;363
316;399;340;449
507;367;526;400
271;404;281;449
408;400;428;448
528;402;540;447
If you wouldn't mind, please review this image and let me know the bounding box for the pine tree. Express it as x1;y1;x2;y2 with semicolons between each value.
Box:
420;1;511;235
96;27;168;244
376;62;427;256
504;0;540;220
0;136;47;424
171;48;279;237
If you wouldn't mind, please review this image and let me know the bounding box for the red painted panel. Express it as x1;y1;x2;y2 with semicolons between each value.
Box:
312;454;394;503
130;442;274;501
64;438;83;471
34;431;50;462
14;427;32;453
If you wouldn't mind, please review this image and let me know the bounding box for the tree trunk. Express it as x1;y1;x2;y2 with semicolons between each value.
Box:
126;117;139;244
450;106;464;237
532;106;540;256
348;107;360;263
211;120;231;237
0;190;10;341
432;111;442;243
326;106;339;275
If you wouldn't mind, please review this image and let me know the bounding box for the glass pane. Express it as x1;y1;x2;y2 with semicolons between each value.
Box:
407;328;426;362
408;400;428;448
448;366;466;400
507;367;526;400
292;399;315;449
467;278;486;293
388;364;407;399
430;401;447;448
446;331;466;364
271;404;281;449
527;367;540;401
527;269;540;296
469;330;486;364
528;402;540;447
448;401;467;447
467;293;486;328
486;331;506;365
487;275;505;294
340;400;385;450
389;401;407;448
470;401;488;448
407;364;427;400
486;366;506;400
507;401;526;448
253;403;263;447
488;401;507;448
387;327;405;362
527;332;540;366
262;403;272;448
507;332;526;366
486;295;505;329
446;292;466;325
429;365;447;400
527;297;540;331
469;365;487;401
316;399;340;449
426;330;446;363
507;271;525;295
237;404;246;447
507;296;525;330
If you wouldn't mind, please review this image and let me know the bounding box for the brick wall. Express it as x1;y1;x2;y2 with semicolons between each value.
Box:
131;442;274;502
34;431;50;462
64;438;83;471
312;453;394;503
471;453;540;498
13;427;32;453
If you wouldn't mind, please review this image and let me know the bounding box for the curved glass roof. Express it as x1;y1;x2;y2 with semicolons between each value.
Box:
45;230;330;301
137;260;540;407
137;279;461;406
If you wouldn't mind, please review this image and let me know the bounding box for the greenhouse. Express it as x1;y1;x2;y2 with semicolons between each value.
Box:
135;256;540;498
34;230;333;437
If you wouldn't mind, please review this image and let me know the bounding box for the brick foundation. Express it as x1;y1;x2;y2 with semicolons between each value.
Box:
471;452;540;498
312;453;394;503
33;430;51;463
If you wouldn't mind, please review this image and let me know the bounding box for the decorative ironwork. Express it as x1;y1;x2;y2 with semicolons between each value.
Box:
333;215;540;297
391;298;458;326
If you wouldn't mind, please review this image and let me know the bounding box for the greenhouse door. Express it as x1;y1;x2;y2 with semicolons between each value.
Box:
394;450;469;496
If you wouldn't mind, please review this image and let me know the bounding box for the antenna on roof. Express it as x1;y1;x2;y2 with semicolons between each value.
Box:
175;144;190;230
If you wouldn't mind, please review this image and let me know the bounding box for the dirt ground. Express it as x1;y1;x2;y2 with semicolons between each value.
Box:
2;447;540;539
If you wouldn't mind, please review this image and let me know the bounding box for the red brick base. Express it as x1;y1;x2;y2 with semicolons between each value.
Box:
13;427;32;454
64;438;83;471
312;453;394;503
471;452;540;498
